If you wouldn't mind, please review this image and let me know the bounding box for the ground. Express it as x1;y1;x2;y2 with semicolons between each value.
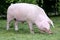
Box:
0;16;60;40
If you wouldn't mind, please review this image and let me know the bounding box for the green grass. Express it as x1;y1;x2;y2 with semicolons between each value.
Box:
0;16;60;40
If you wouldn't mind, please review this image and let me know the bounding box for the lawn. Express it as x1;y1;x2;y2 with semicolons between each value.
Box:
0;16;60;40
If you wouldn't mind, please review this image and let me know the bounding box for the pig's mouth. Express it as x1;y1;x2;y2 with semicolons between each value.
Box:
40;28;53;34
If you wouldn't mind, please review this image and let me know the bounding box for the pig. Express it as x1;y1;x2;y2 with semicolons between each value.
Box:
7;3;54;34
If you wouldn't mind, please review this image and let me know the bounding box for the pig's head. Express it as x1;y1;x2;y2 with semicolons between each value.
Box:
35;20;52;34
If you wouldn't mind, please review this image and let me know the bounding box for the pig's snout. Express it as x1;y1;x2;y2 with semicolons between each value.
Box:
47;30;53;34
45;29;53;34
40;28;53;34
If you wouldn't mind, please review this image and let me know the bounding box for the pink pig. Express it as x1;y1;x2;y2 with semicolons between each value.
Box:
7;3;54;34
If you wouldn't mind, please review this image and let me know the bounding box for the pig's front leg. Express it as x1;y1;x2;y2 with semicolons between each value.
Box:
27;21;34;34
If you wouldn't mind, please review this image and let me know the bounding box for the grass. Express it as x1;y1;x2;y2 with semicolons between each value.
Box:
0;16;60;40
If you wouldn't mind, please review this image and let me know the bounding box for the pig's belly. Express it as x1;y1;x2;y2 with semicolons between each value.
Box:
14;15;27;21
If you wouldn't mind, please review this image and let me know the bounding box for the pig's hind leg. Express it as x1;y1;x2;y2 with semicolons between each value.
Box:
14;19;19;31
7;15;14;30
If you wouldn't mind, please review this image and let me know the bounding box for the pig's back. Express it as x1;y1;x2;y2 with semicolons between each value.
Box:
7;3;40;21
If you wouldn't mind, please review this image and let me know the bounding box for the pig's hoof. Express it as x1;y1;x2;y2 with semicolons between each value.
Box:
15;28;18;31
31;32;34;34
6;28;9;31
15;30;19;32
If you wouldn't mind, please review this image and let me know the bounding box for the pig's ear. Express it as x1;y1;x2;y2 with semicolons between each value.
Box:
48;21;54;28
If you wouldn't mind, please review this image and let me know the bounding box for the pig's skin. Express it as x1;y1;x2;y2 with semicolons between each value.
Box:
7;3;54;34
